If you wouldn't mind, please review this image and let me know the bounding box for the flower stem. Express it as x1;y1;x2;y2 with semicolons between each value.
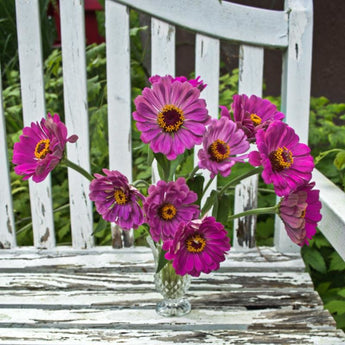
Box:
61;158;94;181
186;166;199;181
132;179;150;188
228;204;279;221
218;167;263;197
201;176;215;199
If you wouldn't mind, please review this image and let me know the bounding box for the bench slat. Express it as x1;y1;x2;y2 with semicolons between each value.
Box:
274;0;314;253
195;34;219;206
105;1;134;247
0;68;16;249
1;328;344;345
60;0;94;249
0;247;343;344
313;169;345;262
15;0;55;249
233;45;264;250
150;18;176;184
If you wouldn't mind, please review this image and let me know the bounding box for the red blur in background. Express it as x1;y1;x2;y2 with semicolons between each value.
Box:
47;0;105;46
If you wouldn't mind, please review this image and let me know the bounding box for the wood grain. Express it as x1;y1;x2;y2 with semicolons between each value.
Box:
0;247;343;344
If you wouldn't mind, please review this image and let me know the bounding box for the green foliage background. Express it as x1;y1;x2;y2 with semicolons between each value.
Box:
1;2;345;331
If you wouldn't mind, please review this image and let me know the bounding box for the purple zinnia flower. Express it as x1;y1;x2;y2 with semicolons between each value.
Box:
198;117;249;178
164;217;231;277
220;94;284;142
249;121;314;197
279;182;322;246
249;121;314;196
12;113;78;183
133;75;210;160
144;177;200;242
149;74;207;92
89;169;145;230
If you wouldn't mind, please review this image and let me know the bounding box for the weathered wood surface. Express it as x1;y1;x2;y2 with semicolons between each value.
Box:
15;0;55;249
111;0;288;48
0;247;344;344
60;0;94;249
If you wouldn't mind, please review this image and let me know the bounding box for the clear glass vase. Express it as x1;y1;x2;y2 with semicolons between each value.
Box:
147;236;191;317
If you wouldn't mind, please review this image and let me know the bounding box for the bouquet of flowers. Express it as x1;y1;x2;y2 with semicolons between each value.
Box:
12;74;322;316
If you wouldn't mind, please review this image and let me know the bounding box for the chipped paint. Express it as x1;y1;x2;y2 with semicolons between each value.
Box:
0;247;343;343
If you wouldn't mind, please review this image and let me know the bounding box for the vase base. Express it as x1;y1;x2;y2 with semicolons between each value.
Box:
156;298;191;317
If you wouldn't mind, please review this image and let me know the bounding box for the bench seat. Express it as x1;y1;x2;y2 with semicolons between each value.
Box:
0;246;344;344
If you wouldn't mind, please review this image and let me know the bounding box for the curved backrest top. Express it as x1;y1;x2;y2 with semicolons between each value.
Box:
112;0;289;48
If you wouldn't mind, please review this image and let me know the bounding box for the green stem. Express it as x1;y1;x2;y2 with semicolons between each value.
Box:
219;167;263;197
132;179;150;188
228;204;279;221
61;158;94;181
201;176;215;199
315;148;344;165
186;166;199;181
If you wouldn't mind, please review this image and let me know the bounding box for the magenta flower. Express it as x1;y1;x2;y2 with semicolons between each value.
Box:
249;121;314;197
12;113;78;183
149;74;207;92
133;75;210;160
220;94;284;142
198;116;249;178
164;217;231;277
279;182;322;246
89;169;145;230
144;177;200;242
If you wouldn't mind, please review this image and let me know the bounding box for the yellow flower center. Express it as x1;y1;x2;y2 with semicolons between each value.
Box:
250;113;262;126
34;139;50;159
301;208;306;218
114;190;128;205
185;233;206;253
157;104;185;133
159;203;177;221
269;146;294;172
208;139;230;162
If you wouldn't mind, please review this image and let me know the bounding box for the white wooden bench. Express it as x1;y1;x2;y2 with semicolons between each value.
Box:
1;0;345;343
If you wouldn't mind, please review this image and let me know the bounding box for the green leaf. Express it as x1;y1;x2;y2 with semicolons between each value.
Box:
177;153;194;177
156;247;169;273
334;150;345;170
168;153;185;180
215;194;232;224
316;282;332;295
147;147;154;167
186;174;205;206
256;217;274;241
303;247;327;273
211;195;219;219
154;153;171;181
130;25;148;36
337;289;345;298
201;190;218;217
92;217;108;235
329;251;345;271
324;300;345;314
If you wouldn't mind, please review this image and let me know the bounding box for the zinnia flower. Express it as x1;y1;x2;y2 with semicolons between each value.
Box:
12;113;78;183
279;182;322;246
89;169;145;230
220;94;284;142
249;121;314;197
164;217;231;277
133;75;210;160
149;74;207;91
144;177;200;242
198;116;249;178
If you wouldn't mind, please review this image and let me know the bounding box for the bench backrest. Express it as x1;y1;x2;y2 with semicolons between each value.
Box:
3;0;343;259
